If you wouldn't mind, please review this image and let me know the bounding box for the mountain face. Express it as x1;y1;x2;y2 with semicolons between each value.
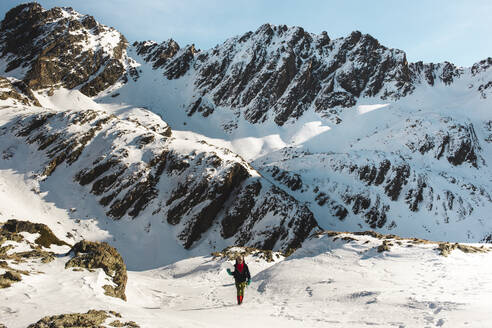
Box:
0;97;317;259
0;3;491;262
125;24;492;243
0;3;135;96
132;24;490;127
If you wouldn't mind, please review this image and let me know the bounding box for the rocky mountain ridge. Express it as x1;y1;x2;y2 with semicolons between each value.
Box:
1;4;490;128
132;24;491;127
0;100;318;258
0;3;136;96
0;3;490;255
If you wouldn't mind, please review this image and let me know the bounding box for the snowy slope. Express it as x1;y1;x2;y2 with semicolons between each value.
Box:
0;100;317;268
253;94;492;242
1;224;491;328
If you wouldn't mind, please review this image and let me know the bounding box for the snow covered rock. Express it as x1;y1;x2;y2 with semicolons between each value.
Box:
2;219;70;248
66;240;128;301
0;76;40;106
256;134;491;242
27;310;139;328
0;1;490;262
0;3;133;96
0;219;71;288
128;23;492;130
211;246;286;262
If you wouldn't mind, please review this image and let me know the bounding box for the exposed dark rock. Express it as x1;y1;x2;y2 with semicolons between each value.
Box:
66;240;127;301
0;3;129;96
315;192;349;221
232;184;320;252
268;166;303;191
405;175;426;212
364;197;389;229
76;159;120;186
314;91;356;110
479;81;492;98
27;310;140;328
134;39;180;69
221;180;262;238
374;160;391;185
165;45;197;79
2;219;69;248
0;77;41;106
358;165;378;185
0;220;66;287
138;24;423;127
13;110;116;177
481;234;492;243
446;124;481;168
377;240;393;252
175;162;250;249
0;270;22;288
80;58;126;96
384;164;410;201
406;119;482;168
344;194;371;215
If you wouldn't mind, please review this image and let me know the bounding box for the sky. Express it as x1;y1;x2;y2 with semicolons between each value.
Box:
0;0;491;67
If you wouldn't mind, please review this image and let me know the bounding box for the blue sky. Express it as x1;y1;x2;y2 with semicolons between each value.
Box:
1;0;491;67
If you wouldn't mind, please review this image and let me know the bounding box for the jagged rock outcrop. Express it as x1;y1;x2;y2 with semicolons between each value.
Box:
2;219;70;248
0;3;490;132
134;39;180;69
0;219;70;288
0;76;40;106
27;310;139;328
0;3;490;248
1;4;491;132
404;118;483;168
221;180;317;251
266;166;304;191
137;25;418;125
66;240;128;300
0;3;133;96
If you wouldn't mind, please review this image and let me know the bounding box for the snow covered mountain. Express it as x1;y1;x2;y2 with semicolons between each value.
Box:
0;3;135;96
0;3;492;327
129;24;492;126
112;14;492;243
0;100;317;268
0;3;491;249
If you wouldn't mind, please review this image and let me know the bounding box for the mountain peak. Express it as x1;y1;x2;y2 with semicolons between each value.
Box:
0;3;131;96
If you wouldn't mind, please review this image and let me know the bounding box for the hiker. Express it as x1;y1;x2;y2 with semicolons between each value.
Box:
226;255;251;305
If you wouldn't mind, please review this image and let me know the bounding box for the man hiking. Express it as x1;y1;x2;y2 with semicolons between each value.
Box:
226;255;251;305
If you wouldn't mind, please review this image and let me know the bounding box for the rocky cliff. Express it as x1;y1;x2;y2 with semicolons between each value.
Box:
0;3;135;96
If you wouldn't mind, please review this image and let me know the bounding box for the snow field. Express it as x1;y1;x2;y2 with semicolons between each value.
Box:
2;228;491;327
